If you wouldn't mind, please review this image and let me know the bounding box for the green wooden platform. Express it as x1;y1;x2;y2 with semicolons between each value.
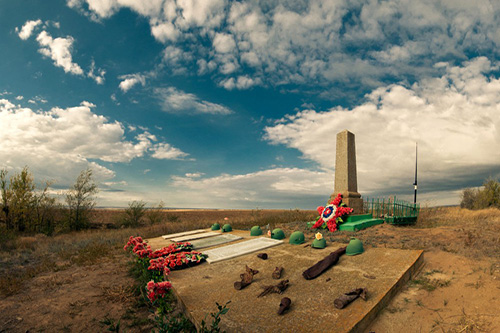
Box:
337;214;384;231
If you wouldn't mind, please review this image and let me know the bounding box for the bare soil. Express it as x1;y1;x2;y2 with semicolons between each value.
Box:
0;207;499;332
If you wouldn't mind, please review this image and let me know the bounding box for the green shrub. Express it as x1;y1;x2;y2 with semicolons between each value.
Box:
120;201;147;227
146;202;165;225
0;225;17;251
0;167;61;234
460;178;500;210
65;168;98;231
460;188;478;209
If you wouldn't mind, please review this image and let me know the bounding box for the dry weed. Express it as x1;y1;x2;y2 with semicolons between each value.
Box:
441;308;494;332
34;275;74;291
100;285;135;303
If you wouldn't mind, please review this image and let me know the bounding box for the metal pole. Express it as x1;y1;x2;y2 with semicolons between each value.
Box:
413;142;418;204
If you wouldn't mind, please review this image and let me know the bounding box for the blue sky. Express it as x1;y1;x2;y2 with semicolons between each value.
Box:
1;0;499;208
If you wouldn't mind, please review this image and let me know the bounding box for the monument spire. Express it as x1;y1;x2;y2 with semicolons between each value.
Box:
332;130;363;214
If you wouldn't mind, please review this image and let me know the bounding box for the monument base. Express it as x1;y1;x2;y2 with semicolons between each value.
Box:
345;197;364;215
330;191;364;215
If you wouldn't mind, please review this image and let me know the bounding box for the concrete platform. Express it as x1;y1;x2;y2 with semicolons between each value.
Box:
148;230;424;333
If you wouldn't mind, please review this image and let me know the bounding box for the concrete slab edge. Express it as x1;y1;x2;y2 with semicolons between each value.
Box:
350;250;425;333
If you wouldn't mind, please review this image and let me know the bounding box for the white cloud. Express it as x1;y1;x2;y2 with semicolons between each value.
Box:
264;57;500;202
151;143;189;160
16;19;42;40
0;99;190;185
88;59;106;84
35;31;84;75
220;75;259;90
67;0;500;92
117;0;163;18
174;0;226;29
155;87;232;115
103;180;128;187
212;33;236;54
18;20;105;83
15;96;24;100
26;96;48;105
118;73;146;92
165;167;331;208
150;20;180;42
82;0;119;19
185;172;204;178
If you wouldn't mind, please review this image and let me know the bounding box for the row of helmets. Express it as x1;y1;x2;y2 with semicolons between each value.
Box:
210;223;363;255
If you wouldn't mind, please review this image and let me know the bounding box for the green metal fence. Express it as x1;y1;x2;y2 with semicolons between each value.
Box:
364;197;419;225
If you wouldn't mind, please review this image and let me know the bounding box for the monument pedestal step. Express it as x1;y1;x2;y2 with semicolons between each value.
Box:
306;214;384;231
344;214;373;223
338;217;384;231
385;216;417;225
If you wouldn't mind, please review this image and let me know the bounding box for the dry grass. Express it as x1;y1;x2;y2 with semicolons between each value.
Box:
417;206;500;228
92;208;317;230
0;209;316;298
1;206;497;297
348;206;500;260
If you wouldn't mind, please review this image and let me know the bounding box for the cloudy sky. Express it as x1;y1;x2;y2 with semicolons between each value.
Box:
1;0;499;208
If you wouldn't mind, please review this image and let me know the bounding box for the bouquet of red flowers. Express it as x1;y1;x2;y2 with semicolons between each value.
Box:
124;236;153;258
148;242;193;259
311;193;353;232
124;236;194;259
148;251;208;272
146;280;172;302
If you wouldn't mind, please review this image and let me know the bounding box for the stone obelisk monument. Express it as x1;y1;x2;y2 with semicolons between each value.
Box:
332;130;364;214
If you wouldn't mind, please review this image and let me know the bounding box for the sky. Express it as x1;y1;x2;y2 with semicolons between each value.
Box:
1;0;500;209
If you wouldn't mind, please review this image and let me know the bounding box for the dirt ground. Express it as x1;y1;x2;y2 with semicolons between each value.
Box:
1;208;499;332
0;254;153;332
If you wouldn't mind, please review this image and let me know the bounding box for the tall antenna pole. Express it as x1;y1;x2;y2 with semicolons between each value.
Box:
413;142;418;204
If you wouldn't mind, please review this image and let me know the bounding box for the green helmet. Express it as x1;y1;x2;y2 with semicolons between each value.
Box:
222;224;232;232
211;223;220;230
289;231;305;245
271;228;285;240
346;237;364;255
312;238;326;249
250;226;262;236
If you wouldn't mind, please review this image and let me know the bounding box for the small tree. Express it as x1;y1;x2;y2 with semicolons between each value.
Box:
0;169;12;229
33;180;59;235
122;200;147;227
0;167;59;233
478;178;500;208
460;188;478;210
460;178;500;210
8;167;36;232
146;201;165;225
66;168;98;230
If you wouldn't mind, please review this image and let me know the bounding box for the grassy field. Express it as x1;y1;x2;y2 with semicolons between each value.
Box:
0;206;499;332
